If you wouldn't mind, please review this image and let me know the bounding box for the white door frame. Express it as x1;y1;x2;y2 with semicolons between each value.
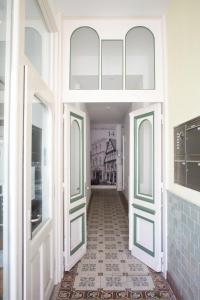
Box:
55;101;168;282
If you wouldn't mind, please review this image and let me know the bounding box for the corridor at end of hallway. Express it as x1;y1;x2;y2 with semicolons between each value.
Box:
51;189;176;299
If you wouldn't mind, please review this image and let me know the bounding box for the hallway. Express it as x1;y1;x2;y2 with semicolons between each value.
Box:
52;190;175;299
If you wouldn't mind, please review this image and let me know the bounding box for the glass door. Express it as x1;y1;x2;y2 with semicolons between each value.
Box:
31;97;50;236
23;64;54;300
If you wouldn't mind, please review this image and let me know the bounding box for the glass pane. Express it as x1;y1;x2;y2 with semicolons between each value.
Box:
70;120;81;197
31;97;49;234
70;27;99;90
126;27;155;90
25;27;42;74
25;0;50;83
101;40;123;90
138;120;153;196
0;0;12;297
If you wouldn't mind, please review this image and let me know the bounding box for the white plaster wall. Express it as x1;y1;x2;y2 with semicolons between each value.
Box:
165;0;200;207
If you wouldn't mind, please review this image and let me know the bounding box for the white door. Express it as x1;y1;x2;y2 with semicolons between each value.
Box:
23;62;54;300
129;104;162;272
64;105;87;271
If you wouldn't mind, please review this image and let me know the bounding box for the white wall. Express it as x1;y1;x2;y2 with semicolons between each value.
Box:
165;0;200;207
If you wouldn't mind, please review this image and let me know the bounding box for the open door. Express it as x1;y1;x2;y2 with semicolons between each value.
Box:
64;105;87;271
129;104;162;272
23;63;54;300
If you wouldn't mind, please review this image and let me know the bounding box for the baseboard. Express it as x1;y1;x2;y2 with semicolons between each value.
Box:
119;191;128;202
167;272;180;300
118;191;128;213
87;191;94;214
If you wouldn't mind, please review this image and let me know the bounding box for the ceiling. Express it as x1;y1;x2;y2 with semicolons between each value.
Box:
86;102;132;123
52;0;170;17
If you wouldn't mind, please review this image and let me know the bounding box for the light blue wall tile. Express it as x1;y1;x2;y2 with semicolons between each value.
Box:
168;191;200;300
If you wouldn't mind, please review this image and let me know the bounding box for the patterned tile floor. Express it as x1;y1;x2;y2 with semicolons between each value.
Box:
51;189;176;299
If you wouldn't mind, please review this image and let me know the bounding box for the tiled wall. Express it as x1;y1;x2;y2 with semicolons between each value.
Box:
167;191;200;300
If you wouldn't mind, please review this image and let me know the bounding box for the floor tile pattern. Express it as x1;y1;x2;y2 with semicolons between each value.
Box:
51;189;176;299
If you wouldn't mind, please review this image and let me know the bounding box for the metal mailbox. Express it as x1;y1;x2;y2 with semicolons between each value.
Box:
174;116;200;192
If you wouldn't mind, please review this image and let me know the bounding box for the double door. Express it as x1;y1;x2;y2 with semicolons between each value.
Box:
63;103;163;273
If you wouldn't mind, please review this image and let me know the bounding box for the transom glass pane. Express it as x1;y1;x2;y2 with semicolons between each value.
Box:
138;119;153;196
25;0;50;83
70;27;99;90
126;27;155;90
31;97;49;234
101;40;123;90
70;120;81;196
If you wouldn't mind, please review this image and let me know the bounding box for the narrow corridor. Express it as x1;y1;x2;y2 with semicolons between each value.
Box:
52;190;175;299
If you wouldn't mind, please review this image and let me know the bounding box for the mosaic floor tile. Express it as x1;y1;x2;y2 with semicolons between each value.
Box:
126;276;154;291
103;261;125;276
76;262;101;274
51;190;176;300
124;262;149;275
74;275;101;290
101;275;127;290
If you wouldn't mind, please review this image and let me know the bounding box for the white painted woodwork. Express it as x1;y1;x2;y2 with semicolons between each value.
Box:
64;105;87;271
129;104;162;272
31;252;40;300
136;216;154;252
70;216;83;251
53;0;170;18
23;61;54;300
62;18;164;103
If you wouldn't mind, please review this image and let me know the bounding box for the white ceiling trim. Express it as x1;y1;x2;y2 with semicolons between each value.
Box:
52;0;170;18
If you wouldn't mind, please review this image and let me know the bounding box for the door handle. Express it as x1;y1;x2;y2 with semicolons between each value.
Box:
31;214;42;223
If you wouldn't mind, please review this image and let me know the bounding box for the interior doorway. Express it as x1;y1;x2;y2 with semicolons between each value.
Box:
55;101;173;298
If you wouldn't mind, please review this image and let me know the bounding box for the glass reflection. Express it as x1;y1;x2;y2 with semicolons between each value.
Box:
70;120;80;197
138;119;153;196
126;27;155;90
31;97;49;234
101;40;123;90
25;0;50;83
70;27;99;90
